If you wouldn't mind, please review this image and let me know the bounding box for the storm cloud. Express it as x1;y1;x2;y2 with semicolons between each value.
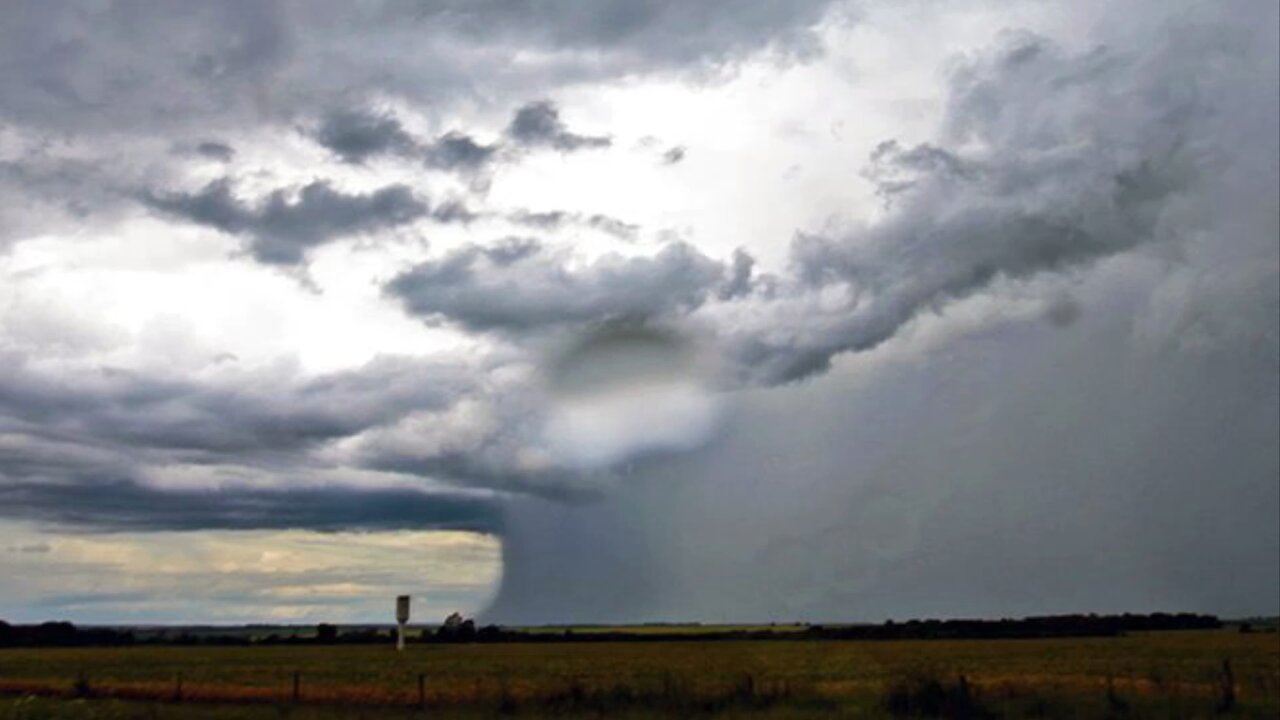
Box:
313;109;498;172
0;1;838;136
0;480;501;534
313;110;420;164
372;29;1244;388
507;101;611;152
142;179;434;265
483;0;1280;621
712;31;1209;384
0;0;1274;624
387;240;729;332
0;352;478;457
0;348;531;534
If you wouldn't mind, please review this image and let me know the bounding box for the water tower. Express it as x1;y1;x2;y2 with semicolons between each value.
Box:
395;595;410;651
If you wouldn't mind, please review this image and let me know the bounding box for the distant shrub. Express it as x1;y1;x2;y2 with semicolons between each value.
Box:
71;673;91;698
884;672;993;718
1216;659;1236;714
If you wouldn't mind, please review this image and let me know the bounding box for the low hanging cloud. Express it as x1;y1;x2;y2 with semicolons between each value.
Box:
313;110;419;163
312;100;605;176
0;480;501;533
193;141;236;162
506;101;611;152
0;349;524;531
386;239;729;332
0;352;480;460
425;132;500;172
313;109;499;172
142;178;440;265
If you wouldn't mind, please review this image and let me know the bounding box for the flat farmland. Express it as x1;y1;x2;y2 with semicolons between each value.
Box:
0;630;1276;718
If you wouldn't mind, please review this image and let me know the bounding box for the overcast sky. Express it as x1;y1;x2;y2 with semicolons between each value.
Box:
1;0;1276;625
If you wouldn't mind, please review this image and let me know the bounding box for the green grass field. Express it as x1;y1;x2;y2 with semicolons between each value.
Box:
1;630;1276;718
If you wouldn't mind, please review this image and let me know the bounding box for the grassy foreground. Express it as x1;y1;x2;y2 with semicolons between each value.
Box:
1;630;1276;718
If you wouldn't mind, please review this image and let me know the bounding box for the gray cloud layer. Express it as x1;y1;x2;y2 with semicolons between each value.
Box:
0;353;474;457
506;101;611;152
0;350;520;532
723;32;1205;384
0;1;838;133
0;0;835;250
0;0;1274;622
0;480;500;533
310;99;608;183
388;239;730;331
313;109;499;171
483;0;1280;621
142;179;440;265
381;23;1261;391
314;110;420;164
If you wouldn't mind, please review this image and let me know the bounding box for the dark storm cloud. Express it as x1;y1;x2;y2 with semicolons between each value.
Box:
377;29;1226;387
1044;294;1082;327
506;101;611;152
395;0;836;71
719;249;756;300
142;179;435;265
0;1;838;133
194;142;235;162
712;31;1210;385
0;349;522;531
0;1;289;130
386;240;730;331
487;298;1280;622
0;0;1272;628
424;132;499;172
0;480;500;533
314;110;419;163
484;0;1280;622
313;109;498;172
361;451;595;503
0;0;834;257
0;353;476;458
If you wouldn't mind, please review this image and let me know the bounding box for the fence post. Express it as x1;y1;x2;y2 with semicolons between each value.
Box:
292;670;301;703
174;671;183;701
73;670;90;698
1217;659;1236;713
418;672;426;709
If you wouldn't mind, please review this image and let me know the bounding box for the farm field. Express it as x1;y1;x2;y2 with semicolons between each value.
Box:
512;624;813;635
0;630;1277;718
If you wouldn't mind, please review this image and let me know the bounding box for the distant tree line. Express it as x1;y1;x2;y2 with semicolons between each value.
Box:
0;621;135;647
806;612;1223;640
0;612;1224;648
